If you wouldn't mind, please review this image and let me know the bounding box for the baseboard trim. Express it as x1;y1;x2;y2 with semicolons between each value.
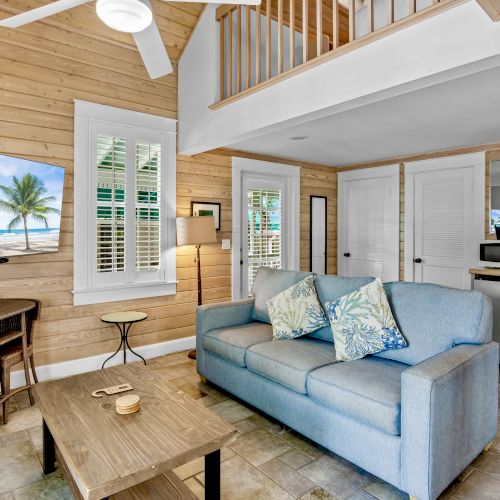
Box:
11;336;196;389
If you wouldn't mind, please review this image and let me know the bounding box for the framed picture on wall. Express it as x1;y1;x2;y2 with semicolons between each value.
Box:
191;201;221;231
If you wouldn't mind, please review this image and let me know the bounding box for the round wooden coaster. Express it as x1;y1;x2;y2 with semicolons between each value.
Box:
116;405;140;412
116;407;140;415
116;394;140;407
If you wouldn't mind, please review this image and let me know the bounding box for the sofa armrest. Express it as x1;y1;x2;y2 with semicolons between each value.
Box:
401;343;499;500
196;299;255;376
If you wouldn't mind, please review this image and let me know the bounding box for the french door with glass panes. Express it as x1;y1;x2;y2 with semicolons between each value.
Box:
242;177;286;297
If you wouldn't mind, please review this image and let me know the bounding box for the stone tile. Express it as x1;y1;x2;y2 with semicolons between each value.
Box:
233;418;259;435
210;400;255;424
229;429;292;467
195;395;218;408
177;383;207;401
245;413;286;435
173;447;235;480
299;455;372;500
0;492;15;500
196;455;294;499
278;448;313;470
453;470;500;499
11;471;73;500
184;477;204;500
0;430;29;448
279;430;324;459
0;406;42;437
13;392;31;410
363;479;408;500
471;449;500;480
259;457;316;497
299;486;337;499
347;491;377;500
0;441;43;494
28;426;43;464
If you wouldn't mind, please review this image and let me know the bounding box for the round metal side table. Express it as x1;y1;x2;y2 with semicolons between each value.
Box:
101;311;147;369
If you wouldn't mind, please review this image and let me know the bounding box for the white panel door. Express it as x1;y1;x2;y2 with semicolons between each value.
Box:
338;166;400;282
413;168;474;289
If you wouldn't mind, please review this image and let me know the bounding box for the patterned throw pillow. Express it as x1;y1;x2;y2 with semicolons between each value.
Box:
267;276;329;340
325;278;407;361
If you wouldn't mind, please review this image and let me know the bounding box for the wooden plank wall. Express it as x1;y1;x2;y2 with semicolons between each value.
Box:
0;1;337;367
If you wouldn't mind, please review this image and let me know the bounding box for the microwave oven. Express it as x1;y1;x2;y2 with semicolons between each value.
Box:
480;242;500;268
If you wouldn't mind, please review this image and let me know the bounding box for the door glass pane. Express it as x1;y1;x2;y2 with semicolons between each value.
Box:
247;189;282;294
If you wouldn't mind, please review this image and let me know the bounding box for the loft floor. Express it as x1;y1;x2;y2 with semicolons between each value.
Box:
0;351;499;499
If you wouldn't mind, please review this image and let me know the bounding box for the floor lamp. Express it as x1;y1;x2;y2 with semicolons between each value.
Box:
176;216;217;360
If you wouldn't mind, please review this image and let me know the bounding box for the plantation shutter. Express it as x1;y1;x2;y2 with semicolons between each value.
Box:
96;135;126;274
247;188;282;294
136;142;161;271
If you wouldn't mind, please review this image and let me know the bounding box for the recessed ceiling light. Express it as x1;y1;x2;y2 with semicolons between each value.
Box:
290;136;308;141
96;0;152;33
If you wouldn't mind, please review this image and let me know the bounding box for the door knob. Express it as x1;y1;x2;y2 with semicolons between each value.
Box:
344;252;351;257
414;258;422;264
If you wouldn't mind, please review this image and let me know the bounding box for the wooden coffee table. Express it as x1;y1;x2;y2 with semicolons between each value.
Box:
33;363;236;499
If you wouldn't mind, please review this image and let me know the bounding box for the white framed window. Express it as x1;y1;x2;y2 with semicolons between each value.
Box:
73;100;177;305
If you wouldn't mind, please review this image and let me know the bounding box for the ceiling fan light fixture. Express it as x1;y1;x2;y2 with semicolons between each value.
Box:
96;0;152;33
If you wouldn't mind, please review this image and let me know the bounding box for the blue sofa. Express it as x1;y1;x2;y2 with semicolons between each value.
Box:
196;268;499;500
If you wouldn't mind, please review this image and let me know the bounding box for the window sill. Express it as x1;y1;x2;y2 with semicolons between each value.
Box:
73;282;177;306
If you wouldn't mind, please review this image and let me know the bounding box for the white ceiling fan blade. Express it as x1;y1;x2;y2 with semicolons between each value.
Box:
165;0;261;4
133;19;173;80
0;0;92;28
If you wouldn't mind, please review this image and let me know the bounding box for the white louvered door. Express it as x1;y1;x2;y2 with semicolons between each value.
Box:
413;167;474;289
338;165;400;282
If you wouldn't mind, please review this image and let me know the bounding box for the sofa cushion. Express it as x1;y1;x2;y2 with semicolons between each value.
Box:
251;267;313;323
307;357;407;435
375;282;493;365
203;322;273;367
268;276;329;340
308;275;375;342
325;278;407;361
246;338;336;394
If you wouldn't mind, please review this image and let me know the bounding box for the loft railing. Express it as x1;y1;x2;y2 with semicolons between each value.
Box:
215;0;463;106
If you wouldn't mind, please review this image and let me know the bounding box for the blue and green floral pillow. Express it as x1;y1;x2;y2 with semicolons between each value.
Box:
325;278;407;361
268;276;329;340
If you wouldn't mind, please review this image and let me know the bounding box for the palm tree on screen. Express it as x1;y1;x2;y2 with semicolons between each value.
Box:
0;173;60;250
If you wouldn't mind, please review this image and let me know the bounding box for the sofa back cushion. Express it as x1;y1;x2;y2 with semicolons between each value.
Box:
374;281;492;365
251;267;313;323
308;275;374;341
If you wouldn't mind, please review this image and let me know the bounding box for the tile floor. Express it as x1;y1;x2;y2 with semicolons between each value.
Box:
1;351;500;499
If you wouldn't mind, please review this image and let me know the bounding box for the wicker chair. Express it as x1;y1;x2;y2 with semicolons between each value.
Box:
0;299;40;424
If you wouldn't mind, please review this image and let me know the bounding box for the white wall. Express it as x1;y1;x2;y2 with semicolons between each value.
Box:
179;1;500;156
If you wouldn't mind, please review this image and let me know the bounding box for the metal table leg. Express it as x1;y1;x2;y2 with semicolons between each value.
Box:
205;449;221;500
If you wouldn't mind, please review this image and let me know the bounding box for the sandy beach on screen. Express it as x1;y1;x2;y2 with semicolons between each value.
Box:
0;232;60;257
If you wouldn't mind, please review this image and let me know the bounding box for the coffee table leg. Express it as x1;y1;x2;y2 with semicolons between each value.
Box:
205;449;220;500
43;419;56;475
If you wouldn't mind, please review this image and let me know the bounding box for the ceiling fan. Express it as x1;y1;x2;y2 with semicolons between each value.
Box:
0;0;261;79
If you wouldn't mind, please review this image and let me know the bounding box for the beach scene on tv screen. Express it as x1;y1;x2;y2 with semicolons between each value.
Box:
0;154;64;257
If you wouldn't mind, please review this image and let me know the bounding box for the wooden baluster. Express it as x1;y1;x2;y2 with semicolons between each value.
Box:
236;6;242;93
228;11;233;96
388;0;394;24
316;0;322;56
246;6;251;89
256;3;261;83
409;0;416;14
290;0;295;68
303;0;308;63
266;0;272;79
349;0;355;42
278;0;283;73
368;0;373;33
219;17;225;100
332;0;339;50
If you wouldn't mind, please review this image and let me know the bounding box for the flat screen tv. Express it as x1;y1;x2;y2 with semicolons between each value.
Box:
0;154;64;259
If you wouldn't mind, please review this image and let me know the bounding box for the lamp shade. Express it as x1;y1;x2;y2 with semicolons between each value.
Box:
176;216;217;246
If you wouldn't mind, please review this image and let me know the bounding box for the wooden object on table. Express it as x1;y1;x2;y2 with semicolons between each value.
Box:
100;311;147;369
91;383;133;398
0;299;39;424
33;363;236;500
115;394;140;414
